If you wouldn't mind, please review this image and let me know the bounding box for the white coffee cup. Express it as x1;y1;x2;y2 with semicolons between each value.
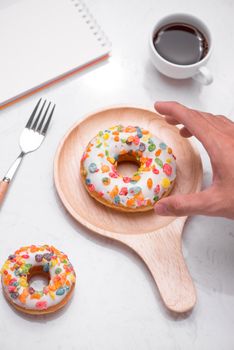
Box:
149;13;213;85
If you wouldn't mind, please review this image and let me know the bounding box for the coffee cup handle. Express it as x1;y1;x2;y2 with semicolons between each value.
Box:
192;66;213;85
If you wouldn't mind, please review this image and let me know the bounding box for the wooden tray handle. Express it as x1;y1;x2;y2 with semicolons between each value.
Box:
122;218;196;313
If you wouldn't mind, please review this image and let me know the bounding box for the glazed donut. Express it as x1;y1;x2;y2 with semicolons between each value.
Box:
81;125;176;212
1;245;76;315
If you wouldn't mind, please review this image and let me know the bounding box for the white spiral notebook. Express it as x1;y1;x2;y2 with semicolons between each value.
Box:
0;0;111;108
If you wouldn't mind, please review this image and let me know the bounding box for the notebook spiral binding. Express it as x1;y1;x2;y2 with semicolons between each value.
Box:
71;0;111;49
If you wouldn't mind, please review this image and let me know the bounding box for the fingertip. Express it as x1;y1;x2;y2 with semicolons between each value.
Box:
154;101;163;111
154;101;174;109
154;101;183;115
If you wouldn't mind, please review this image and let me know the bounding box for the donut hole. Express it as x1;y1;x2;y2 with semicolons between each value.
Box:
27;266;50;291
116;154;140;177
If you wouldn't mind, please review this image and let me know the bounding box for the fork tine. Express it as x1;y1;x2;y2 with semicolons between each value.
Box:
37;101;51;133
25;98;42;129
31;100;46;131
42;104;55;135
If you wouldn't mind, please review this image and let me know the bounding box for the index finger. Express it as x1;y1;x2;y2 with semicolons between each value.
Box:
154;101;218;151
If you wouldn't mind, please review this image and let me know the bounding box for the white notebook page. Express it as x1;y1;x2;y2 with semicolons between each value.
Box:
0;0;110;106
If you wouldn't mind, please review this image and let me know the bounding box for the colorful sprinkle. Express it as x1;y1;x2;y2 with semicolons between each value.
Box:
139;143;146;152
126;198;135;207
148;144;156;152
129;186;141;195
132;174;141;182
102;177;110;185
119;187;128;195
103;133;109;140
126;136;134;145
56;288;65;296
87;184;95;192
167;147;172;154
136;127;143;138
19;277;28;287
88;163;97;173
153;167;159;174
133;136;140;145
155;149;161;157
22;254;29;259
123;176;131;183
163;163;172;176
114;195;120;204
155;157;163;168
110;186;119;198
117;125;124;132
35;301;48;309
154;184;160;193
147;178;153;189
161;178;171;189
159;142;167;150
85;178;91;185
107;157;115;164
35;254;43;263
43;253;52;261
109;172;119;178
146;158;153;167
10;292;19;299
8;255;16;260
125;126;136;132
43;263;50;273
29;287;35;295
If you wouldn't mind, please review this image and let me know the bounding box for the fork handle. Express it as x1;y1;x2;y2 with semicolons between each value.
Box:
0;180;9;205
0;152;24;206
4;152;24;181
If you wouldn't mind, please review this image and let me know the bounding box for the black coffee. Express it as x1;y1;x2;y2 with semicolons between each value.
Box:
153;23;209;65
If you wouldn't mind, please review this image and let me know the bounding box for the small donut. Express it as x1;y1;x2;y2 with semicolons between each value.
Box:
1;245;76;315
81;125;176;212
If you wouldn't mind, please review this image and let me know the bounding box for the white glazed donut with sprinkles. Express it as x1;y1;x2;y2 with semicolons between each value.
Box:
81;125;176;212
1;245;76;315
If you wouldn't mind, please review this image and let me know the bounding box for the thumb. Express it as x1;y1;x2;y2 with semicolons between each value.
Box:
154;189;215;217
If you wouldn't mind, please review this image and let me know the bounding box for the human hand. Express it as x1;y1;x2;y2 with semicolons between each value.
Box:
154;101;234;219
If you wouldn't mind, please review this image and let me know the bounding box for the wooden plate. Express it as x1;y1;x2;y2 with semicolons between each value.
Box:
54;107;203;313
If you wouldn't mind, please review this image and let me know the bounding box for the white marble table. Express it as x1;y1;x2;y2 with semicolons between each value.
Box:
1;0;234;349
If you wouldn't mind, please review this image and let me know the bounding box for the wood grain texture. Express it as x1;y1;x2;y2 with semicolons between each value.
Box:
0;180;9;205
54;106;203;313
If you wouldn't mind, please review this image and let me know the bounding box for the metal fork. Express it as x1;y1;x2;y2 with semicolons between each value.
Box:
0;98;55;205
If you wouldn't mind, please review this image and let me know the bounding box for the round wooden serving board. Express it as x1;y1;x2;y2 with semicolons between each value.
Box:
54;107;203;313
